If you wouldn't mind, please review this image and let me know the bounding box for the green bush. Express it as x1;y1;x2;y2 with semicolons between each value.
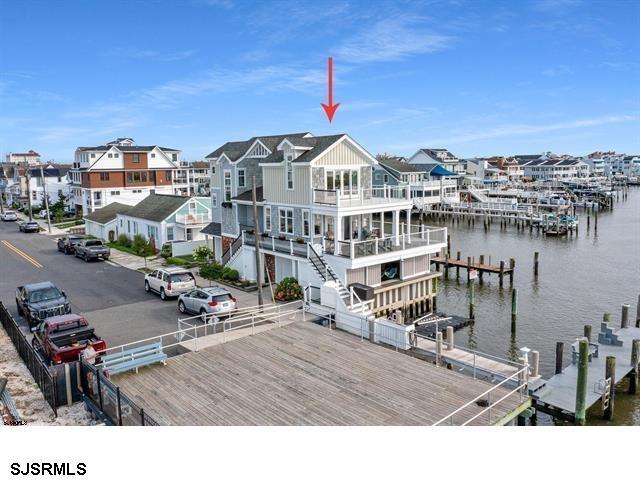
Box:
193;245;213;264
117;233;132;248
131;233;147;254
275;277;303;302
199;261;224;280
222;268;240;282
160;243;172;259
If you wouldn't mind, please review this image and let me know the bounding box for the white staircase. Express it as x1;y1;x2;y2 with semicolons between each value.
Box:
467;185;490;203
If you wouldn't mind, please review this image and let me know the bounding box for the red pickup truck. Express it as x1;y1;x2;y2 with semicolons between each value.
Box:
31;314;106;365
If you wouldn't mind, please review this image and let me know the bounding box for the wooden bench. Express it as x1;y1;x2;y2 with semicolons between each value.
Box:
101;342;167;376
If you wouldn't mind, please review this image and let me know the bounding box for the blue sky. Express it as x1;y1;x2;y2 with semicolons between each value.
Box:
1;0;638;162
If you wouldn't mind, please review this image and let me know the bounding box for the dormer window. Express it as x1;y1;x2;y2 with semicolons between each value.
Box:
285;154;294;190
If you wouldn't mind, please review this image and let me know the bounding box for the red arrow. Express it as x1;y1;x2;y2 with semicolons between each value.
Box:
321;57;340;123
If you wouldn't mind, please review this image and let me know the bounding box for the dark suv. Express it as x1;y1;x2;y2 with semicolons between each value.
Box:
57;234;85;254
15;281;72;331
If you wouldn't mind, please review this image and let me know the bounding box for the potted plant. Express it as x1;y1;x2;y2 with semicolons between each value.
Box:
261;232;269;238
278;234;286;241
296;237;305;244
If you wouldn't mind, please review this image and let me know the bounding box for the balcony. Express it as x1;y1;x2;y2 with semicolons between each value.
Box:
312;186;411;209
175;213;211;225
322;226;446;260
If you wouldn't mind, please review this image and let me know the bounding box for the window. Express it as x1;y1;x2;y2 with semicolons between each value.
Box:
114;153;119;158
147;225;157;239
224;171;232;202
279;208;293;234
237;169;246;188
110;191;120;196
167;227;174;241
90;153;95;158
211;166;216;175
165;171;172;181
100;172;110;181
314;214;322;235
383;174;389;183
108;153;113;158
127;220;131;233
151;153;156;158
212;193;218;208
133;222;138;235
172;154;177;161
264;206;271;232
285;155;294;189
302;210;310;237
132;154;140;163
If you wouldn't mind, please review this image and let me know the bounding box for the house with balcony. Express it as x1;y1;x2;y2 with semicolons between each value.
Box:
173;160;211;196
114;194;212;247
213;132;447;329
70;137;180;216
407;148;466;175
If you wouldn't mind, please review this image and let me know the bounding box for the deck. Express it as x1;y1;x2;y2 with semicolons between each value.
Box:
114;321;527;426
431;256;514;275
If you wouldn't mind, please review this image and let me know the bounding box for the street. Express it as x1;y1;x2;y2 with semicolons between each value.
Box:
0;218;184;346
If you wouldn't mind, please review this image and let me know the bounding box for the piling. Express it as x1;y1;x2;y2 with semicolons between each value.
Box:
447;234;451;256
583;324;592;343
446;326;454;351
511;288;518;323
436;331;443;363
466;256;472;282
594;210;598;233
509;258;515;285
603;312;611;323
587;213;590;230
499;261;505;287
604;356;616;421
456;251;461;278
629;339;639;395
636;294;640;328
469;281;475;319
531;350;540;378
444;255;450;279
621;303;630;329
574;339;589;425
533;251;539;276
555;342;564;375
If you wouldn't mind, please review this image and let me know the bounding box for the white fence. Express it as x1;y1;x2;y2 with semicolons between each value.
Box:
171;239;206;257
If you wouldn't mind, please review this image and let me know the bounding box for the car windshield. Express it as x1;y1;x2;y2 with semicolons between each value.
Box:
170;273;194;283
29;286;62;302
85;240;102;246
211;294;232;303
27;222;38;226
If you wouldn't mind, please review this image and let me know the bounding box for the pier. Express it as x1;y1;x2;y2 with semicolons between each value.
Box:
432;255;515;285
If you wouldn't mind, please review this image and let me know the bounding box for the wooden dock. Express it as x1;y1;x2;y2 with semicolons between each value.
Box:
432;255;515;284
113;321;529;426
532;323;640;422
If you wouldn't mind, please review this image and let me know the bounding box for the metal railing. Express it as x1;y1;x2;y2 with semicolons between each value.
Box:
175;213;211;224
244;232;308;257
221;232;243;265
0;302;57;416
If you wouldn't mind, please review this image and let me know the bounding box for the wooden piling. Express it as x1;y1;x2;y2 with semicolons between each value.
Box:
555;342;564;375
511;289;518;322
594;210;598;233
509;258;515;285
621;303;630;328
583;324;592;343
574;339;589;425
456;251;461;278
604;356;616;421
447;234;451;256
534;251;539;276
629;339;639;395
469;281;475;319
499;261;505;287
636;294;640;327
467;256;472;282
446;326;454;351
603;312;611;323
531;350;540;378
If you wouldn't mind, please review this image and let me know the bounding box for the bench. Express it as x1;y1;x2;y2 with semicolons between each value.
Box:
101;342;167;376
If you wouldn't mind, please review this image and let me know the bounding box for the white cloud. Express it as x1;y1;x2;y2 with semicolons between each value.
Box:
542;64;573;77
335;15;452;63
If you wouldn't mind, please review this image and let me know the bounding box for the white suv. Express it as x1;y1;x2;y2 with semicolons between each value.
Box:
1;210;18;221
144;267;196;300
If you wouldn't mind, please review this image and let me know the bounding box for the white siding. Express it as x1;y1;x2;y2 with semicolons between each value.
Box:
316;140;372;167
263;165;310;205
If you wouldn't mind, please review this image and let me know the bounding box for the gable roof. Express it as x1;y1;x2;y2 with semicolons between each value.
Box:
205;133;311;161
378;157;420;173
231;186;264;203
29;166;71;177
84;202;132;225
259;134;348;165
419;148;458;162
121;194;189;222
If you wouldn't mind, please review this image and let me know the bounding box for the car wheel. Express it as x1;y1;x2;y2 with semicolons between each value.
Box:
178;301;186;313
84;253;89;262
64;246;69;254
199;308;208;321
160;288;167;301
144;281;150;292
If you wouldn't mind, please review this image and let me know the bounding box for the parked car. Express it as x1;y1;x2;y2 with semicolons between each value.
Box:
144;267;196;300
37;210;49;219
19;221;40;233
177;286;237;317
74;239;110;262
31;314;106;365
57;234;85;254
15;281;72;331
1;210;18;221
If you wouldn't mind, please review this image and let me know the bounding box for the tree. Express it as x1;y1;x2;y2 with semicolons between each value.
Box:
50;191;66;222
193;245;213;264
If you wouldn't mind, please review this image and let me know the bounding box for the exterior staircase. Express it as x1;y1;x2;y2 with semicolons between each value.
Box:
307;243;373;317
220;232;243;266
467;185;490;203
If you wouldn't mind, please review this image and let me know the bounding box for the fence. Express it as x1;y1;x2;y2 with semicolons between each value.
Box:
171;239;207;257
78;359;160;426
0;302;58;416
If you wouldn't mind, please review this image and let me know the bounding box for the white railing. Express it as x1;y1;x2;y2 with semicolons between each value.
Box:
432;366;529;426
175;213;211;224
312;186;411;208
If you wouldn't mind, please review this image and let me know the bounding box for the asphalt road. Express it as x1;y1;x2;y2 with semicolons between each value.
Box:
0;218;186;346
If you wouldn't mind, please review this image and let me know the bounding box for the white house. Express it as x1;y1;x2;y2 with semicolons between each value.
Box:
83;202;132;241
407;148;466;175
28;165;71;209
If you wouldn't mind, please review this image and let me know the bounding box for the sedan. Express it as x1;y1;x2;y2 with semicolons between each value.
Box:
1;211;18;221
177;287;237;319
19;221;40;233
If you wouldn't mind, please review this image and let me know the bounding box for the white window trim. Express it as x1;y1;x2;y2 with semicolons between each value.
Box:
302;209;310;237
278;207;294;235
285;155;294;190
264;205;271;232
237;168;246;188
224;171;232;202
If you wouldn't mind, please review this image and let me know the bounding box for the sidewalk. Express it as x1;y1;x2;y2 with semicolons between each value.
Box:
15;211;68;237
108;248;165;271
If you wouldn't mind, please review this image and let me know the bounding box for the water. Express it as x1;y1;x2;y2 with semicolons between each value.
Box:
432;188;640;425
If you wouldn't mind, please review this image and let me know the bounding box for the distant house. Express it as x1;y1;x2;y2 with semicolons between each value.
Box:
28;165;71;209
407;148;466;175
83;202;132;241
373;157;423;186
115;194;212;247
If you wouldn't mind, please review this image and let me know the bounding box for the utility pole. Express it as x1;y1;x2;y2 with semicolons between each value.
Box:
40;164;52;234
251;176;264;308
25;166;33;221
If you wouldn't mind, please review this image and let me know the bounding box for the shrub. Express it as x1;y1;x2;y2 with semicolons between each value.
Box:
193;245;213;264
117;233;132;248
222;268;240;282
160;243;172;259
275;277;303;302
131;233;147;254
199;261;224;280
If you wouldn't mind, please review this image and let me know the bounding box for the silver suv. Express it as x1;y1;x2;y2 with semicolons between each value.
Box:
177;286;237;318
144;267;196;300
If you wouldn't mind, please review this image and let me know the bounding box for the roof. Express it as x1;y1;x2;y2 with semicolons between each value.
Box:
201;222;222;236
77;144;179;153
23;281;56;291
378;157;420;173
231;186;264;203
419;148;458;161
9;150;40;157
120;194;189;222
84;202;132;225
190;161;209;169
205;132;311;161
260;134;346;164
413;164;457;176
29;167;70;177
